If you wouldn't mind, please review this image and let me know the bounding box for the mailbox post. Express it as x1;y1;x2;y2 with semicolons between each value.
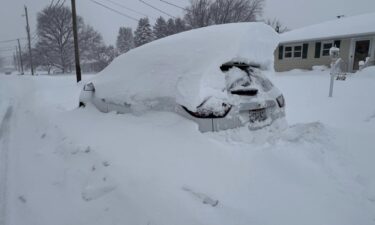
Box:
329;47;340;97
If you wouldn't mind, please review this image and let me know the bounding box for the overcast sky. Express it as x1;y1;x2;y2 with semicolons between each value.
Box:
1;0;375;58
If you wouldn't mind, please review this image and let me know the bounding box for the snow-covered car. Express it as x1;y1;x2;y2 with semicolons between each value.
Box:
79;22;286;132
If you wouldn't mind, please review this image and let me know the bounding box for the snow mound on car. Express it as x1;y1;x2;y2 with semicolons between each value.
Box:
92;22;279;111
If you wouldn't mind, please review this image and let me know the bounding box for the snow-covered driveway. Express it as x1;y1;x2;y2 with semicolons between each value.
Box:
0;69;374;225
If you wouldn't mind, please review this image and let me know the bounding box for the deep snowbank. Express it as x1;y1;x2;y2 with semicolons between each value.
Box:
1;68;375;225
92;23;279;111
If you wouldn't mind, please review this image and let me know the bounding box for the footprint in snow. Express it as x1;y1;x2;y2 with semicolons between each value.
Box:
364;112;375;122
82;161;116;201
18;195;27;203
182;186;219;207
82;184;116;202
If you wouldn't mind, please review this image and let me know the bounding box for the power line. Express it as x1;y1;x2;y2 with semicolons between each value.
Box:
0;38;27;44
159;0;186;11
102;0;154;19
0;46;15;51
0;46;14;50
0;48;14;52
138;0;176;18
88;0;139;21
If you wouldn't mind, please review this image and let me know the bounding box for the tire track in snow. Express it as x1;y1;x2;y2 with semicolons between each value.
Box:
0;106;13;225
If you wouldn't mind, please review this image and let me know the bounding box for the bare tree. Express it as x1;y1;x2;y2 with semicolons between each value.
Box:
32;45;54;74
184;0;212;28
36;5;76;73
184;0;264;28
35;4;110;73
90;45;117;72
79;24;106;61
210;0;264;24
265;18;289;33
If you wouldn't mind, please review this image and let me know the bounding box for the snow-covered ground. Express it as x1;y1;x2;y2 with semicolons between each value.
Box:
0;68;375;225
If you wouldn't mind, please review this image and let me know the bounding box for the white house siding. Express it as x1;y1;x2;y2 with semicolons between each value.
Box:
274;36;375;72
274;13;375;73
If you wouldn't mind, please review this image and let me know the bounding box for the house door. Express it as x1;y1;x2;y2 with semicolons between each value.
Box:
353;40;370;71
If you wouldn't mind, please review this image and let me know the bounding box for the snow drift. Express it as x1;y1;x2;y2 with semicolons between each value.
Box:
91;22;280;111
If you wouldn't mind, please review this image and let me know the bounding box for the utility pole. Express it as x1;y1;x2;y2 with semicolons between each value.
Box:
13;52;18;71
24;6;34;75
71;0;82;82
14;52;20;72
17;39;24;75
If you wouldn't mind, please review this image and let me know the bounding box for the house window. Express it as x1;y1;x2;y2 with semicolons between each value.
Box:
284;45;303;59
322;42;333;56
284;46;292;58
294;46;302;58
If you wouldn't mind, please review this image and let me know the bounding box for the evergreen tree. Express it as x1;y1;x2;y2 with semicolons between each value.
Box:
166;18;176;36
134;18;154;47
116;27;134;54
174;17;188;34
153;17;168;40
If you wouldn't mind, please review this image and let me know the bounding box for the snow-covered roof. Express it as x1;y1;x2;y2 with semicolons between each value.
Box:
281;12;375;43
92;22;279;111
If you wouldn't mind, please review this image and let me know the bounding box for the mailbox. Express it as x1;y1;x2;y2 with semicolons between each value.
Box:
329;46;340;59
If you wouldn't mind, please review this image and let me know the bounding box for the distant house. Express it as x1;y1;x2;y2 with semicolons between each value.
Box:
274;12;375;72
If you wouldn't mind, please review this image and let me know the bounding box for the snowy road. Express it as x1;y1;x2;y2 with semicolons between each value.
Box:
0;106;13;225
0;70;375;225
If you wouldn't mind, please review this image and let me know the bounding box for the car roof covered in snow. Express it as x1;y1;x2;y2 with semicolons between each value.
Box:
91;22;279;111
281;12;375;43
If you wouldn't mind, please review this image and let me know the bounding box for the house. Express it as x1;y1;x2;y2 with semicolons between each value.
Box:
274;12;375;72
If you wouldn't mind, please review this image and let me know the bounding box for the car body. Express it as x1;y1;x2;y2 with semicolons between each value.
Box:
79;22;285;132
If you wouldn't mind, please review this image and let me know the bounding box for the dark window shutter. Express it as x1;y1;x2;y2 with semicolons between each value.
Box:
302;43;309;59
315;42;321;58
278;45;284;60
334;40;341;48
